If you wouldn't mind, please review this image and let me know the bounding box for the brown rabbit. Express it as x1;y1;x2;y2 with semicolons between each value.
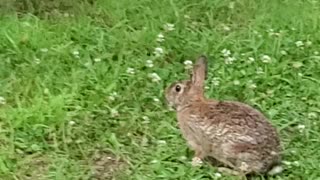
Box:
165;55;282;176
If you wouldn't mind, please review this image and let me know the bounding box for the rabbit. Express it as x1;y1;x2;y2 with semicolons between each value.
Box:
165;55;282;176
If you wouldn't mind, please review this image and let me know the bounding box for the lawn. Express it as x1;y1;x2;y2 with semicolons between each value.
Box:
0;0;320;179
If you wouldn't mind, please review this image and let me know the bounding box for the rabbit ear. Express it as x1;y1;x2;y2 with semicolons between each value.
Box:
191;55;208;88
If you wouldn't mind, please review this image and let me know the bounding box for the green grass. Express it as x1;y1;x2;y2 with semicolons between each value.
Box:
0;0;320;179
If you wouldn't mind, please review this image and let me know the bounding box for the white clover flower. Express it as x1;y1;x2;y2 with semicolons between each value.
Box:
280;50;288;56
191;21;199;27
267;29;275;36
111;92;118;97
224;56;236;64
40;48;48;53
228;1;235;9
146;60;154;68
215;172;222;177
164;23;175;31
43;88;49;95
22;22;31;27
150;160;158;164
183;15;190;19
290;149;297;154
154;47;164;57
75;105;82;110
68;120;76;126
267;89;274;95
72;50;79;56
157;140;167;145
34;58;41;64
249;83;257;89
94;58;101;62
184;60;193;69
75;139;84;144
295;41;304;47
221;49;231;57
142;116;149;121
184;60;193;65
223;25;231;32
108;92;118;101
0;96;6;105
141;136;149;146
267;29;282;37
301;97;307;101
72;50;80;58
308;112;317;119
292;161;300;166
64;13;70;17
126;67;135;74
142;120;150;124
233;80;240;85
156;33;165;42
153;97;160;102
179;156;187;160
108;96;115;101
282;161;292;166
211;77;220;86
273;32;281;37
256;67;264;74
248;57;255;63
261;55;271;63
148;73;161;82
110;109;119;117
305;40;312;47
297;124;305;132
292;62;303;69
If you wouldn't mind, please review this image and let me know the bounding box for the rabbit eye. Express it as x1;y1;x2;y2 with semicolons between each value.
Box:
175;85;181;92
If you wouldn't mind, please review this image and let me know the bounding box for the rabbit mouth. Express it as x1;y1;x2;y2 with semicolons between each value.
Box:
167;102;176;111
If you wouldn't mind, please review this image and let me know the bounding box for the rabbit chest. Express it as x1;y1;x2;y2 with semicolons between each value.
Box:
177;112;217;153
176;106;238;158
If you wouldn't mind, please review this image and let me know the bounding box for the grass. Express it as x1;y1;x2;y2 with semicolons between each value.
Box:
0;0;320;179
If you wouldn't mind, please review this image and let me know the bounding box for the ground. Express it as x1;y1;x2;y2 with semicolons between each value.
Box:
0;0;320;179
